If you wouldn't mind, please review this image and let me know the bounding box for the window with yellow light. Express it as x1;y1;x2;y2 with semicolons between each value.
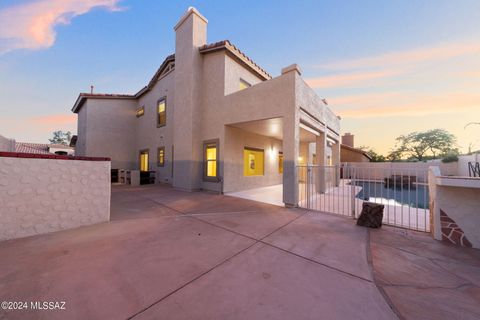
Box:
239;79;251;91
205;143;217;178
157;147;165;167
244;148;264;176
157;98;166;127
278;152;283;174
139;150;149;171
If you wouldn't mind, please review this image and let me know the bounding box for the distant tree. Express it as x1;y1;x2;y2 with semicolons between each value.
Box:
357;146;386;162
49;131;72;145
391;129;458;161
386;149;404;162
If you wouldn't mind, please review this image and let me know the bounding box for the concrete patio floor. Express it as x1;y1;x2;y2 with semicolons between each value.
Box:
0;184;479;319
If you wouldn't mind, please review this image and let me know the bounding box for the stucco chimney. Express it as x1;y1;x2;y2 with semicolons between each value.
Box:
173;7;208;191
342;133;354;147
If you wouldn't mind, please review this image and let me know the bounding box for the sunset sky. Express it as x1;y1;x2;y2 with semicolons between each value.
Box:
0;0;479;155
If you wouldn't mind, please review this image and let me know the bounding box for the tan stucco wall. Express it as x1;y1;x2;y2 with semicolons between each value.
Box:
75;106;87;156
78;99;137;169
224;54;263;95
0;157;110;241
136;70;175;184
295;76;340;138
223;126;283;193
341;148;370;162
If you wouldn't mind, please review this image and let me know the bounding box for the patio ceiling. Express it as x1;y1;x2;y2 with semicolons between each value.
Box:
227;118;319;143
228;117;283;140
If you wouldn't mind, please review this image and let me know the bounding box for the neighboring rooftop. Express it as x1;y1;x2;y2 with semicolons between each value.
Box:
15;142;73;155
341;144;372;160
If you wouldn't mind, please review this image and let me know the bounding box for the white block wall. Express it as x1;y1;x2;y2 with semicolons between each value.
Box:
0;156;111;241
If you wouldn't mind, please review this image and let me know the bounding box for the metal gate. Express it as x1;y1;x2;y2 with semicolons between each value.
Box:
298;164;430;232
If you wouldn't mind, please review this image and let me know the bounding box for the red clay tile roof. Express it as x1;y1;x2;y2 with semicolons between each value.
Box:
15;142;51;154
0;152;109;161
15;142;74;154
341;144;372;160
78;93;135;99
200;40;271;80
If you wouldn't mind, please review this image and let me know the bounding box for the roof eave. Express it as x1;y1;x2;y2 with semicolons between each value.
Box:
135;54;175;99
71;94;136;114
199;42;271;81
71;95;86;114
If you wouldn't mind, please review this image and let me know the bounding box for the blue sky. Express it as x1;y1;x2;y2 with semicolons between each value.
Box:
1;0;479;154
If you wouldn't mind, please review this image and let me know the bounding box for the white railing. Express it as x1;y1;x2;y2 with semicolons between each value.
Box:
297;164;430;232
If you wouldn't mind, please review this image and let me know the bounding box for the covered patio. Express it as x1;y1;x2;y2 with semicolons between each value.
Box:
224;116;340;207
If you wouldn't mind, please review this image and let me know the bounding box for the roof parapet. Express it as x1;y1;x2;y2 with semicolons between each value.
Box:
281;64;302;76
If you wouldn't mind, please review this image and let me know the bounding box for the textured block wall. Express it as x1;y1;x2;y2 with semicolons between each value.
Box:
0;156;111;241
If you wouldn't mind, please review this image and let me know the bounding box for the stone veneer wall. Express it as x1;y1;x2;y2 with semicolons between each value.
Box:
440;210;472;247
0;152;111;241
429;166;480;249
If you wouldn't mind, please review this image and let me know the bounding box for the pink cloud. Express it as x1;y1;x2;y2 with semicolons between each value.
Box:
0;0;123;54
335;92;480;119
318;41;480;71
0;113;77;143
305;70;399;89
28;114;76;125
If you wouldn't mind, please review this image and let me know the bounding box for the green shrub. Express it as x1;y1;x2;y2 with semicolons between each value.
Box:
441;153;459;163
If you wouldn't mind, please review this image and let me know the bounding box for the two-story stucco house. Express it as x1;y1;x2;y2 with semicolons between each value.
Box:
71;7;341;207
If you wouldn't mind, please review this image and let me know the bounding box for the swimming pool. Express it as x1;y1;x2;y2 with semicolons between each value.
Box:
353;181;429;209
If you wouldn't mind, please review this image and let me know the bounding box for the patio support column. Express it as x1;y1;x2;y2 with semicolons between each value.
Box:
283;116;299;207
332;139;340;187
316;131;327;193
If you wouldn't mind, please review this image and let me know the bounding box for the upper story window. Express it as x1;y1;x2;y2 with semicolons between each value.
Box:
136;106;145;118
239;79;251;91
157;98;166;127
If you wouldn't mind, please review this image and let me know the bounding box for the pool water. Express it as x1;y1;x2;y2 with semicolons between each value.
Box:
353;181;429;209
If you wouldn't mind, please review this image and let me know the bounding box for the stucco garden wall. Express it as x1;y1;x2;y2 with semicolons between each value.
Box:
343;161;457;183
457;154;480;177
0;154;111;241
